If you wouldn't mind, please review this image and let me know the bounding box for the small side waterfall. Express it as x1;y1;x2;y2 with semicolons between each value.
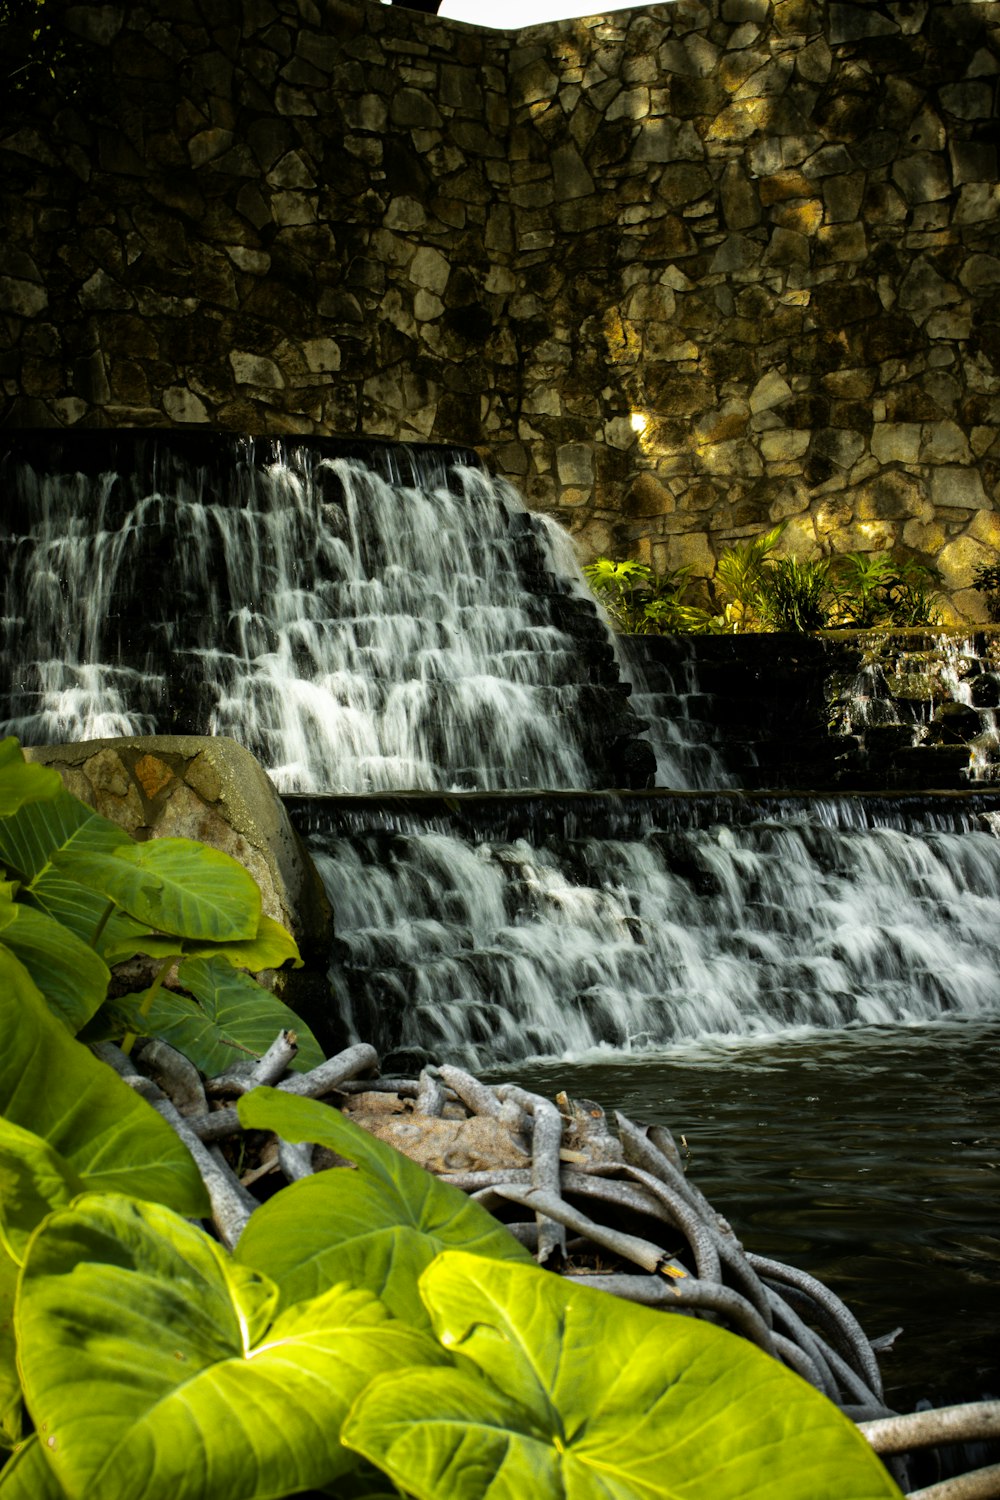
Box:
1;434;651;793
290;792;1000;1069
833;635;1000;784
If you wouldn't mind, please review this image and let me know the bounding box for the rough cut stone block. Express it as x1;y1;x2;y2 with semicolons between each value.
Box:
229;351;284;388
871;423;921;464
761;428;810;461
828;4;899;42
163;386;209;422
892;154;951;204
930;468;989;510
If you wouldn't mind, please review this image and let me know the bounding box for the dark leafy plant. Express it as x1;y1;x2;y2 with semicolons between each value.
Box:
972;562;1000;623
828;553;941;630
584;531;943;635
712;523;787;631
0;0;88;101
757;556;831;632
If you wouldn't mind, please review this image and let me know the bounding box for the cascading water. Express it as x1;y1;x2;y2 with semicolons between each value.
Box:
834;635;1000;783
1;434;651;793
290;793;1000;1070
614;635;738;791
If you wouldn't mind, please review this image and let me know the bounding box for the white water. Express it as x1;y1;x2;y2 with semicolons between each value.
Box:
836;637;1000;782
7;434;1000;1065
2;444;651;793
313;803;1000;1068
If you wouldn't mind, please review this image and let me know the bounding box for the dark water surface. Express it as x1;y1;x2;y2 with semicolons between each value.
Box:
488;1018;1000;1414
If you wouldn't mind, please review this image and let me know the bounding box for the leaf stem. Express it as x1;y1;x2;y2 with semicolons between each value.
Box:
90;898;116;951
121;953;178;1055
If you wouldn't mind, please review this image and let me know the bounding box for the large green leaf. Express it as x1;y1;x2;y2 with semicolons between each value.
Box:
235;1090;531;1324
344;1252;903;1500
0;949;208;1219
0;741;62;817
0;787;137;953
0;1120;86;1454
0;1248;21;1451
0;1435;69;1498
16;1193;447;1500
0;896;110;1033
101;912;302;970
0;1120;84;1264
0;785;128;884
105;956;324;1076
50;838;261;943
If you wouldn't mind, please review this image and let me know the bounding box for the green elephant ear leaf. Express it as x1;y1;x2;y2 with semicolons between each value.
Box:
235;1089;531;1324
0;741;62;818
0;1120;85;1264
101;912;302;971
0;897;110;1032
101;957;322;1076
0;786;139;954
16;1194;447;1500
0;784;128;884
0;1247;22;1451
343;1250;903;1500
0;949;208;1219
50;838;261;943
0;1434;69;1497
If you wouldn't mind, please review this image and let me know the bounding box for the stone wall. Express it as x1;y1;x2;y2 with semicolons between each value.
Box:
1;0;999;619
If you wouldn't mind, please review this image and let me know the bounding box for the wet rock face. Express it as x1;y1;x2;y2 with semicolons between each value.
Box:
631;627;1000;791
1;0;999;616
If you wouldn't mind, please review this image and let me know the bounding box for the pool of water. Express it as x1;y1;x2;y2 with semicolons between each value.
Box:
488;1017;1000;1414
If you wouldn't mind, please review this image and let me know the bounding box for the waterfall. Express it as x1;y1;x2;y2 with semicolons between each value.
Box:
291;792;1000;1069
0;434;651;793
5;429;1000;1066
834;635;1000;784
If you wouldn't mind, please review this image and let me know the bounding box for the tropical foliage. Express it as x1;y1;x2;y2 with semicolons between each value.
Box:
0;739;902;1499
584;527;942;635
972;561;1000;623
582;557;705;634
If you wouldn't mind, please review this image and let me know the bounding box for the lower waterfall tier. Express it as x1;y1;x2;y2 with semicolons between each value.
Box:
288;791;1000;1070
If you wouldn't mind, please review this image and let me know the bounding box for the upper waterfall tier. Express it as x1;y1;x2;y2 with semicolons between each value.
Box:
0;433;654;794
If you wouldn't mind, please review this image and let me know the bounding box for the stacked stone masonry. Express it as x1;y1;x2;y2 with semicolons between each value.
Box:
1;0;999;618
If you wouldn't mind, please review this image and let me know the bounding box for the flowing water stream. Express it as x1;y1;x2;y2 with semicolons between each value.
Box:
1;435;645;791
4;432;998;1408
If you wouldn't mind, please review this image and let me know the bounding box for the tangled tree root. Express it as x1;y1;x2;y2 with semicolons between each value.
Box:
98;1032;999;1499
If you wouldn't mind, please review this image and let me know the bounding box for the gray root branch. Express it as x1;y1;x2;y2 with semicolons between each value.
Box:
111;1031;973;1477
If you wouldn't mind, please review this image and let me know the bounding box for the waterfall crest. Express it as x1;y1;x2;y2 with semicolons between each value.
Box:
1;435;650;793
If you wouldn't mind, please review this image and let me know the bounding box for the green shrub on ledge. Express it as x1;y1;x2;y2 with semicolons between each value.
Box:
585;529;942;635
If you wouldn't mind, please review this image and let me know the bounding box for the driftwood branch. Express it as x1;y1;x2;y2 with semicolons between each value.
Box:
860;1402;1000;1455
906;1466;1000;1500
125;1076;255;1249
276;1042;379;1097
